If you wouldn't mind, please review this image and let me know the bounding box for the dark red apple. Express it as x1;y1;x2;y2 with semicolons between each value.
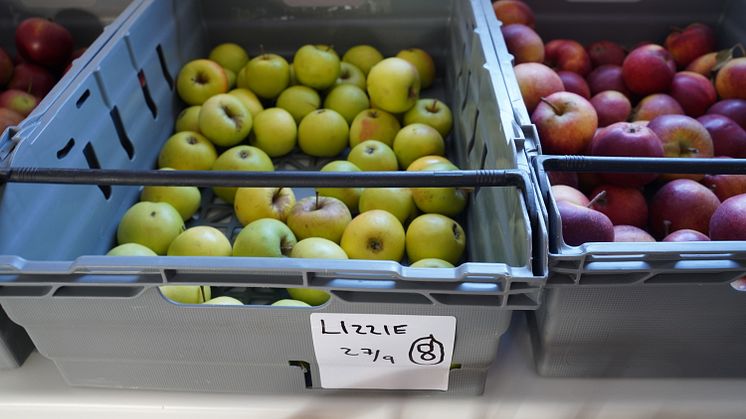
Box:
514;62;564;112
0;89;39;117
501;23;544;64
707;99;746;131
669;71;717;117
590;90;631;127
709;194;746;240
15;17;74;69
622;44;676;96
589;184;648;228
685;51;717;76
649;179;720;239
586;64;630;96
493;0;535;27
557;200;614;246
613;225;656;242
664;23;716;68
631;93;684;121
586;40;626;68
548;171;580;188
589;121;664;187
8;63;57;98
557;70;591;99
647;114;714;181
545;39;592;76
552;184;590;206
0;47;12;87
701;172;746;202
715;57;746;100
531;91;598;154
662;229;711;242
697;114;746;158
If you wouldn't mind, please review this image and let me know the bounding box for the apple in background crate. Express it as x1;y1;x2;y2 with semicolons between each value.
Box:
287;196;352;244
15;17;73;69
709;194;746;240
631;93;684;122
531;91;598;155
501;23;545;64
648;179;721;239
513;62;563;112
622;44;676;96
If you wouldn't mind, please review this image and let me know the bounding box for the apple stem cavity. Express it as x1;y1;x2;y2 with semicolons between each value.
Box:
587;190;607;207
368;238;383;253
663;220;672;237
314;191;320;210
540;97;562;115
686;147;700;155
427;99;439;113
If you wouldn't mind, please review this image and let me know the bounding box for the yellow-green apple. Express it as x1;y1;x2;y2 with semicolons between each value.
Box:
649;179;720;238
557;200;614;246
367;57;421;113
405;213;465;265
198;93;252;147
613;225;656;242
396;48;436;89
410;258;454;268
290;237;348;259
174;105;201;133
15;17;73;68
411;162;468;217
228;88;264;118
117;201;185;255
167;226;232;256
347;140;398;171
701;171;746;201
647;114;714;181
335;62;366;90
586;40;626;67
492;0;535;27
158;131;217;171
141;168;201;221
0;89;38;117
176;59;229;105
271;299;311;307
664;23;716;68
160;285;211;304
208;43;249;74
551;184;590;206
501;23;544;64
234;187;296;226
621;44;676;95
236;65;249;89
349;108;401;148
587;64;630;96
590;90;631;127
392;123;445;169
359;187;416;225
243;53;290;99
224;68;237;89
631;93;684;121
202;296;243;305
298;109;349;157
287;195;352;243
710;194;746;240
287;287;333;306
106;243;157;256
531;91;598;154
340;209;405;261
557;71;591;99
588;184;648;228
669;71;717;117
715;57;746;100
232;218;297;257
317;160;363;213
211;145;274;203
707;99;746;130
406;155;453;172
663;229;711;242
697;114;746;158
513;62;564;112
403;99;453;138
249;107;297;157
323;84;370;124
276;85;321;124
545;39;592;76
686;51;718;76
589;122;664;187
293;44;340;90
342;44;383;76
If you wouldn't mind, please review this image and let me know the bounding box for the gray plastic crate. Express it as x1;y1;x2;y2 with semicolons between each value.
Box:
0;0;547;394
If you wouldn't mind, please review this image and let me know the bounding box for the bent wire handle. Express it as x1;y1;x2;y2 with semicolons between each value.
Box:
540;155;746;175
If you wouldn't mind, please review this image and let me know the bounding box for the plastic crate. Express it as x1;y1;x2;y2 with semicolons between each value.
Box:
0;0;546;395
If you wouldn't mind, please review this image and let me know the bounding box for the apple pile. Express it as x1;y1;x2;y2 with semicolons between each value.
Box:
493;0;746;245
0;17;81;133
107;42;472;306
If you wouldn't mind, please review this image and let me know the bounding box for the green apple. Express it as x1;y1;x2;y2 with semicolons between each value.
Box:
406;155;454;172
208;43;249;74
243;53;291;99
167;226;232;256
288;63;298;86
323;84;370;125
293;44;340;90
234;187;296;226
316;160;362;213
211;145;275;203
174;105;201;133
290;237;348;259
358;187;415;225
349;108;401;148
411;162;468;217
117;201;185;255
249;107;297;157
236;65;250;89
287;195;352;243
298;109;349;157
232;218;297;257
271;299;311;307
410;258;454;268
403;98;452;138
224;68;236;89
396;48;436;89
287;289;330;306
347;140;398;171
176;59;229;105
158;131;217;171
406;214;465;265
392;123;445;169
340;209;405;261
198;93;252;147
106;243;157;256
335;62;366;90
228;88;264;118
140;168;201;221
160;285;211;304
202;296;243;305
276;85;321;124
367;57;420;114
342;44;383;76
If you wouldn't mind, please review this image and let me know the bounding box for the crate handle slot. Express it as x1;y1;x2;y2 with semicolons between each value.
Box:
137;70;158;119
56;138;75;159
539;155;746;175
156;44;174;91
110;107;135;160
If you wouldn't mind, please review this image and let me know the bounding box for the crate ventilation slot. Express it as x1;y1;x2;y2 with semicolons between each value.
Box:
138;70;158;119
331;290;432;305
83;142;111;199
76;89;90;108
110;107;135;159
466;108;479;158
56;138;75;159
461;70;471;111
156;44;174;90
53;286;143;298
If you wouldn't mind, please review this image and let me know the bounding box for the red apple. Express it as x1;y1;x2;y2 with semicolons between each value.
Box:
586;40;626;68
685;51;717;76
664;23;716;68
501;23;544;64
589;184;648;228
8;63;57;98
15;17;74;69
590;90;631;127
697;114;746;158
558;70;590;99
586;64;630;96
701;172;746;202
0;47;12;87
0;108;23;133
707;99;746;130
514;62;564;112
715;57;746;100
709;194;746;240
613;225;656;242
622;44;676;96
548;171;580;188
647;114;714;181
589;122;664;187
545;39;592;76
649;179;720;239
531;91;598;154
0;89;39;117
669;71;717;117
557;200;614;246
662;229;711;242
551;184;589;206
493;0;535;27
631;93;684;122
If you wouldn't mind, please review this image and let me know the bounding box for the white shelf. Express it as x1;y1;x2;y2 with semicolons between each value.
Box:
1;314;745;419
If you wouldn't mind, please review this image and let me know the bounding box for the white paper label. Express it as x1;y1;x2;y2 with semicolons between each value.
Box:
310;313;456;391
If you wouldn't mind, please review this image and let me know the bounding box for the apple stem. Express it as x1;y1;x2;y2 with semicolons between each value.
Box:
686;147;700;154
539;97;561;115
426;99;439;113
586;190;607;207
314;191;320;211
663;220;672;237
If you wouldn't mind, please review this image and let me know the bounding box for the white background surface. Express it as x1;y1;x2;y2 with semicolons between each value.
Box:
1;313;745;419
